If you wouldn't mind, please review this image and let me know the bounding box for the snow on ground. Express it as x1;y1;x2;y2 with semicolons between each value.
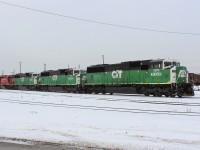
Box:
194;85;200;91
0;90;200;150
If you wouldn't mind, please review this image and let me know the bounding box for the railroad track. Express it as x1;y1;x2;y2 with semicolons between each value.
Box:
1;90;200;107
0;98;200;117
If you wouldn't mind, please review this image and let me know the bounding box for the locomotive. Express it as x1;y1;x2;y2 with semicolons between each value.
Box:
0;58;195;97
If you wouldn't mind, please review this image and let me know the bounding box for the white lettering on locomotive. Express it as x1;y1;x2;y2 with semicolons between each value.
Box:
52;75;58;81
112;70;123;79
21;77;25;82
178;70;187;78
151;72;162;76
68;76;74;80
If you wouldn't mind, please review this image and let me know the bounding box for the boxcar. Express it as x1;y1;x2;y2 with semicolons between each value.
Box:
0;75;13;89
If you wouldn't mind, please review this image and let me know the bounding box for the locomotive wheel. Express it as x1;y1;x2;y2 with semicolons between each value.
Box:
101;88;106;95
177;90;183;98
168;90;175;98
170;94;175;98
177;93;182;98
165;94;169;97
144;91;149;96
155;90;162;97
157;93;162;97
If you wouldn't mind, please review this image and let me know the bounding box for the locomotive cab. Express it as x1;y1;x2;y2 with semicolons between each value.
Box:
163;59;180;69
147;59;194;97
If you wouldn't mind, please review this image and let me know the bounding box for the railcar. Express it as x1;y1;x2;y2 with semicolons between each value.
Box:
0;75;13;89
189;73;200;85
85;59;194;97
13;73;38;90
37;69;86;92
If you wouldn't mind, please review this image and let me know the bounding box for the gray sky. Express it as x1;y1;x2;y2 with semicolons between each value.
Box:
0;0;200;74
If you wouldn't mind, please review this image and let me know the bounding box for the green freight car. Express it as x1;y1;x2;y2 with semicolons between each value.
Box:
85;59;194;97
13;73;38;90
38;69;86;92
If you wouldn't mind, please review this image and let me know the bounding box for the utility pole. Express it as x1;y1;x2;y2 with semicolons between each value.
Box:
19;62;21;74
2;70;4;75
44;63;46;71
102;55;104;64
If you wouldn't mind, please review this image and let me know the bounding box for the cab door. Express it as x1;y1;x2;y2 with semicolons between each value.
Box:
171;66;176;83
76;74;81;85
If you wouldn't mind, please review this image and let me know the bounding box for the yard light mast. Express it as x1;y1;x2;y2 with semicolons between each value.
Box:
44;63;46;71
19;62;22;74
102;55;104;64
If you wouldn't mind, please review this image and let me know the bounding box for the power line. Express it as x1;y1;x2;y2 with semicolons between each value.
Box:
0;1;200;36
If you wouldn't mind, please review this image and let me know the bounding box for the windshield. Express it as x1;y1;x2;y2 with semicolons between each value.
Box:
74;70;80;74
164;61;180;68
164;62;171;67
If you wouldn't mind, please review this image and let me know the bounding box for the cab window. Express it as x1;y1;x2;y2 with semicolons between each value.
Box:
164;61;180;69
150;63;162;69
164;62;171;67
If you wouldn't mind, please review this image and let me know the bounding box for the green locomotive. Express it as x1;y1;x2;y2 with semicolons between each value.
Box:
85;59;194;97
37;69;85;92
12;69;85;92
13;73;38;90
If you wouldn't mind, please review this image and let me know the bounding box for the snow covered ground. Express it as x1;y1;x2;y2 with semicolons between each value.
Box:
0;89;200;150
194;85;200;91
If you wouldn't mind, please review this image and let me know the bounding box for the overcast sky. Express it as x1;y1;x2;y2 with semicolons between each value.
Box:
0;0;199;74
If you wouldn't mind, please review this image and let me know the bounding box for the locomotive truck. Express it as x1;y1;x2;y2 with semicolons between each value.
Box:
0;58;195;97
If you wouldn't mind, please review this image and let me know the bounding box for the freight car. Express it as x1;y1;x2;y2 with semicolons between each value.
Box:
0;75;13;89
85;59;194;97
189;73;200;85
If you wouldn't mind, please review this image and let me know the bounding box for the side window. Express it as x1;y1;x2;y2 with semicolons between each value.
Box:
154;64;161;69
150;63;163;69
164;62;171;67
